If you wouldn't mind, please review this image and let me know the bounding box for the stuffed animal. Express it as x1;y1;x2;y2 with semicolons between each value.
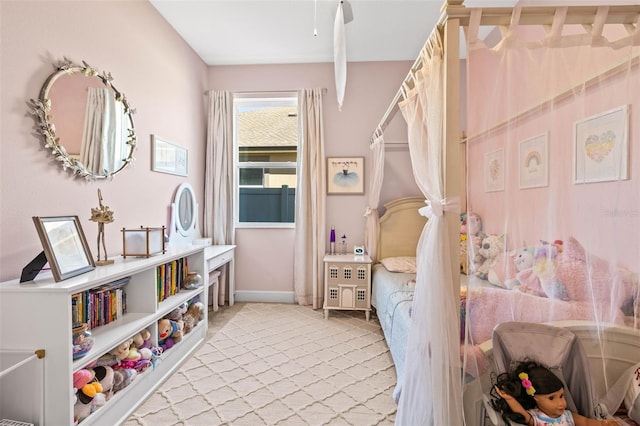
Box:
532;240;567;300
166;303;187;322
182;302;204;335
110;339;133;361
475;234;504;280
92;365;115;400
73;368;105;422
112;368;137;393
158;318;183;350
132;329;152;350
462;212;486;274
512;246;536;271
510;240;564;297
488;245;535;288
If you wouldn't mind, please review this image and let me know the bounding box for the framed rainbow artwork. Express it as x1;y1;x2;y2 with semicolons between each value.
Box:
519;133;549;189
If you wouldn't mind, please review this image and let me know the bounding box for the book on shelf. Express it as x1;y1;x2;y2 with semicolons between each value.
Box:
156;257;187;302
71;276;130;330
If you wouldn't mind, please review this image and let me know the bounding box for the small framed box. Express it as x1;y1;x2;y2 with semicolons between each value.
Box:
122;226;166;258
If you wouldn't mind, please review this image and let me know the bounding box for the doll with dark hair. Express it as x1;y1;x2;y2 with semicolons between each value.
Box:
490;360;618;426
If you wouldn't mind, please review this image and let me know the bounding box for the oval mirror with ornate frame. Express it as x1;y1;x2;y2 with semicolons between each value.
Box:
29;57;137;180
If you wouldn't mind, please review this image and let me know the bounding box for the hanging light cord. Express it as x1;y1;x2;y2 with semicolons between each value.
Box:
314;0;318;36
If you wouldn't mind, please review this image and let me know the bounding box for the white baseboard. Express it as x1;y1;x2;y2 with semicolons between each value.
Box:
233;291;295;304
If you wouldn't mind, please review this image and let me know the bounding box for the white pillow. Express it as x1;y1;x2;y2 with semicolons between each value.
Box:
380;257;417;274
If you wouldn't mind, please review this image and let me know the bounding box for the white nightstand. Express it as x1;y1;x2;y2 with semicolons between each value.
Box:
323;253;372;320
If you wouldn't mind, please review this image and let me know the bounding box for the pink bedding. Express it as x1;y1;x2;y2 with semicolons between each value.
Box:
465;286;626;345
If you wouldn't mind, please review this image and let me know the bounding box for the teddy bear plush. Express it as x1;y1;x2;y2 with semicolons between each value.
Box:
475;234;504;280
182;302;204;335
166;303;187;322
132;328;152;350
93;339;131;368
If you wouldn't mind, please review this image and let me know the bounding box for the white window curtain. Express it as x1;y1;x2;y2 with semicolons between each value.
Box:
462;6;639;424
294;88;326;308
80;87;117;174
204;90;234;305
364;130;385;262
396;28;463;426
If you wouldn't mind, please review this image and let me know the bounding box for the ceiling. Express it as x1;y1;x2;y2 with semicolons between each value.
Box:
149;0;449;66
149;1;637;67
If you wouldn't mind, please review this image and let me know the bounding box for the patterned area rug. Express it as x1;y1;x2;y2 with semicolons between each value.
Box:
125;303;397;425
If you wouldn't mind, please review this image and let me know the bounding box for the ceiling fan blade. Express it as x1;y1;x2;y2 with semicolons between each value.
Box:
342;0;354;24
334;1;347;111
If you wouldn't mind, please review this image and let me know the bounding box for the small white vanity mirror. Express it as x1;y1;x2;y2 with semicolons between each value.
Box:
168;183;201;246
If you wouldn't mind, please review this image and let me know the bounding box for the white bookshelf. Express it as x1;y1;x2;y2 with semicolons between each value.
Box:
0;245;210;426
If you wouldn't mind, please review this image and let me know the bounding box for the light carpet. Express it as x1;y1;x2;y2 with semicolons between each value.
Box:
124;303;397;425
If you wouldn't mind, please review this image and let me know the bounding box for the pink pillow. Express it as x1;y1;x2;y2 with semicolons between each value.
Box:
515;268;546;297
555;237;637;309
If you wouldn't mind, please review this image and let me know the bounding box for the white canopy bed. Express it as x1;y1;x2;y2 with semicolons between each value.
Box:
366;2;640;425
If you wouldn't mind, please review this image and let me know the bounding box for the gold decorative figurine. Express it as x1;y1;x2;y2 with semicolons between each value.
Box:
90;189;115;265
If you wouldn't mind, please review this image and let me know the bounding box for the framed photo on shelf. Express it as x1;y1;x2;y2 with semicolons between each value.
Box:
573;105;628;184
519;132;549;189
327;156;365;195
484;148;505;193
151;135;188;177
32;216;95;282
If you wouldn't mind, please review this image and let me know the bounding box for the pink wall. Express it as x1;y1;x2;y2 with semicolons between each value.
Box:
0;1;208;282
209;62;418;294
466;43;639;269
0;1;421;292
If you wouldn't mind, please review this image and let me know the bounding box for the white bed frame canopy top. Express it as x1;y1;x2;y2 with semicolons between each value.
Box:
372;2;640;142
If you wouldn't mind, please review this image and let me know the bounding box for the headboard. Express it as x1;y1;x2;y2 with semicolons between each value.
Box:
377;196;427;261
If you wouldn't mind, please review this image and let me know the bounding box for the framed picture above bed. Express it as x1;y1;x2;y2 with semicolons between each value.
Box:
484;148;504;193
573;105;629;184
519;132;549;189
327;156;364;195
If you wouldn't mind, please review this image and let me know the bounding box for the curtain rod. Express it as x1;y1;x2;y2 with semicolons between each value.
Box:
204;88;328;96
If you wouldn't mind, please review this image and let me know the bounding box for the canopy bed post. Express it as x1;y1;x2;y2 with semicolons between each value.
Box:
442;4;463;308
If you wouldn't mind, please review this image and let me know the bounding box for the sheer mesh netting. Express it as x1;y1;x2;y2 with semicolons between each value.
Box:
462;7;639;426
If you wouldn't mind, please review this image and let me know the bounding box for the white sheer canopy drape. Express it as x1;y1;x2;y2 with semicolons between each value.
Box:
462;5;639;424
396;28;463;426
364;130;385;262
205;90;234;304
294;88;326;308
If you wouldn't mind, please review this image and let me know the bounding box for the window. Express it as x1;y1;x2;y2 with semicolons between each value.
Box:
233;93;298;226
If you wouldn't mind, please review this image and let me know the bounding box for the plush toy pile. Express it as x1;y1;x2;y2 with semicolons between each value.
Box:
480;236;638;317
74;327;160;423
159;298;205;350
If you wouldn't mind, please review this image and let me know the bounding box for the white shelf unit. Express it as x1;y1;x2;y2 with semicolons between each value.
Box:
0;245;208;426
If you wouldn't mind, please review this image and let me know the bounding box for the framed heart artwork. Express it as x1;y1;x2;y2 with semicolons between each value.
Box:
573;105;629;184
